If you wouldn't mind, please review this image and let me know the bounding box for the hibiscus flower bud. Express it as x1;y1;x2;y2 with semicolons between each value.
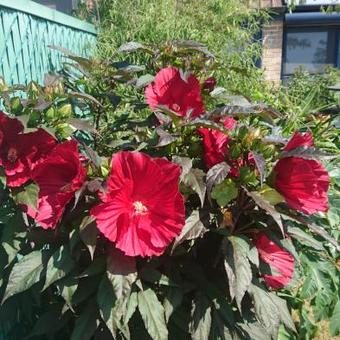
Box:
145;67;205;119
274;132;330;215
202;76;216;92
91;151;185;257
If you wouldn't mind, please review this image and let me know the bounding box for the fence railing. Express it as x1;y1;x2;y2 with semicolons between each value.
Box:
0;0;97;85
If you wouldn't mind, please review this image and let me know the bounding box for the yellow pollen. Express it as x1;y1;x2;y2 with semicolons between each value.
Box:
133;201;148;215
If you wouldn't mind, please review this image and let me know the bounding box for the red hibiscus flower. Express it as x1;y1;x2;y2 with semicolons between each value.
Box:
255;233;294;289
202;77;216;92
0;127;56;187
145;67;205;118
30;140;86;229
198;116;237;169
91;151;185;257
274;132;329;215
0;111;24;148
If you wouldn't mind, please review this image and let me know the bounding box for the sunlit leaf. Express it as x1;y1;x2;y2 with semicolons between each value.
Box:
138;288;168;340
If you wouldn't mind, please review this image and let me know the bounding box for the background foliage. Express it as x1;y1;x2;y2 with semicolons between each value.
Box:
0;1;339;339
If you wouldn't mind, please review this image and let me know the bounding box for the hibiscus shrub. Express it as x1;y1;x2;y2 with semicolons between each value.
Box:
0;41;339;340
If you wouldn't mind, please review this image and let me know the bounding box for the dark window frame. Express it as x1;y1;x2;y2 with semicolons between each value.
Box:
281;25;340;78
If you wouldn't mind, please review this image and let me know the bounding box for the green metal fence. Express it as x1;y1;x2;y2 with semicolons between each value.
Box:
0;0;97;85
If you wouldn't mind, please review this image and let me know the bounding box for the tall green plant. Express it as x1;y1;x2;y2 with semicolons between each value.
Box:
96;0;270;97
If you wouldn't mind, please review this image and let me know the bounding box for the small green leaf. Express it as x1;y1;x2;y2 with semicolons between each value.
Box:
138;288;168;340
211;178;238;207
58;104;72;118
10;97;23;115
259;185;284;206
14;183;39;212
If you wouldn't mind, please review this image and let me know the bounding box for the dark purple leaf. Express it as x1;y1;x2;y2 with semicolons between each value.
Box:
155;127;180;147
206;162;231;202
280;146;337;161
244;188;284;235
252;152;266;186
68;118;97;133
172;210;208;251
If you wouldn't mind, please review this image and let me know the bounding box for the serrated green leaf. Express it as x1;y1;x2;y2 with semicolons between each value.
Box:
330;300;340;336
28;304;70;338
163;286;183;322
107;249;137;301
43;246;75;291
190;292;212;340
79;216;98;260
138;288;168;340
78;256;106;278
210;310;233;340
139;267;178;287
249;284;296;337
123;291;138;325
287;226;324;251
71;303;99;340
57;277;78;310
3;251;44;303
211;179;238;207
97;274;130;339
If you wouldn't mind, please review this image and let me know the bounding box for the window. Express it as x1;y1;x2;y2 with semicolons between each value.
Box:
286;0;340;5
32;0;78;15
282;27;340;77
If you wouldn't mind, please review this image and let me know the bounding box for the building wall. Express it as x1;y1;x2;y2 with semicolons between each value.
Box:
261;19;284;85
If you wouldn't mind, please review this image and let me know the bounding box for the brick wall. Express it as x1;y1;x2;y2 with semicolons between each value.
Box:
249;0;283;8
261;19;284;85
